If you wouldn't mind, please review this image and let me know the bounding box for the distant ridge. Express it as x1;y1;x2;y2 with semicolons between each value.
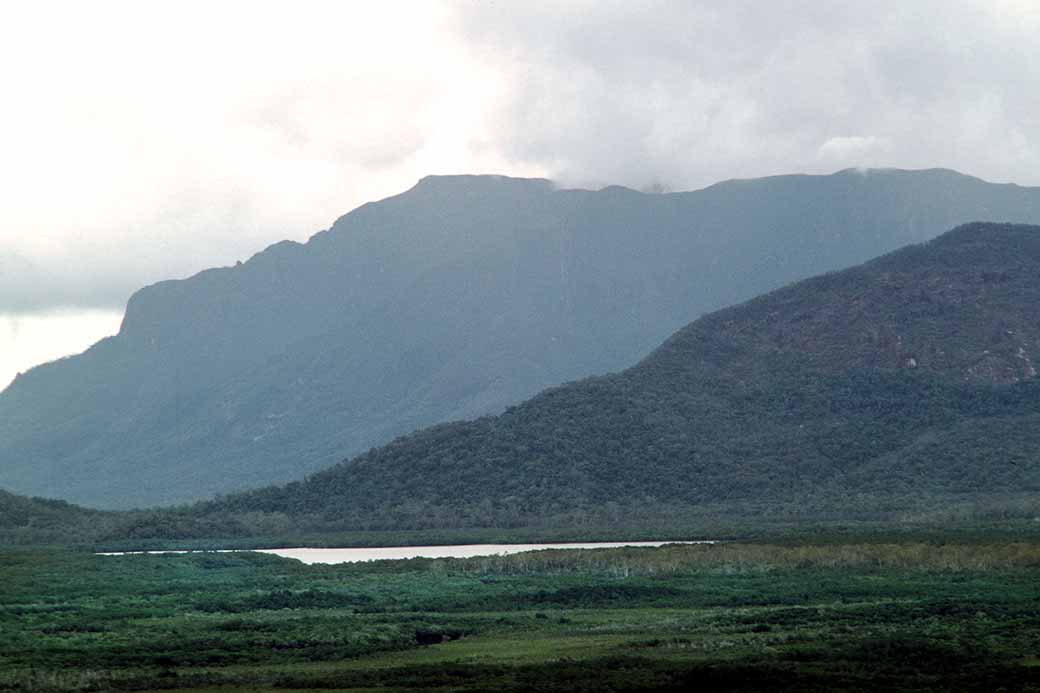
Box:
2;169;1040;508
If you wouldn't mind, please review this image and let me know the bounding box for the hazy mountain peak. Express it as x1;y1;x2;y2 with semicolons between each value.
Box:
411;173;556;193
832;166;940;176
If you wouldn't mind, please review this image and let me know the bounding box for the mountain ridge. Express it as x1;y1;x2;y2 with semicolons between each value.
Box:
3;169;1040;508
200;222;1040;531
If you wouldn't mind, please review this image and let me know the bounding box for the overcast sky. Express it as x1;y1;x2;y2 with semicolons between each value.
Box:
2;0;1039;389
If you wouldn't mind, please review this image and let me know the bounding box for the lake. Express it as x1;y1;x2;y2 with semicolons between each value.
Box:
100;540;714;564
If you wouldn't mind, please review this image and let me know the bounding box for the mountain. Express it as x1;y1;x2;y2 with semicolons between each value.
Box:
2;169;1040;509
206;223;1040;529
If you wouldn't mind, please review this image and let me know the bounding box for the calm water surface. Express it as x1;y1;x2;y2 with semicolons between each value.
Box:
259;541;713;564
100;540;714;564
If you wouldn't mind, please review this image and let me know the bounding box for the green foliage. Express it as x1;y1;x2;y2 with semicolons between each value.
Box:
194;588;374;613
2;539;1039;690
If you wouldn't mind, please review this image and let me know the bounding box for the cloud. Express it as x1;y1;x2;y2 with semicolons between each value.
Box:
453;0;1040;190
0;251;131;313
1;0;1039;320
0;1;542;315
817;136;892;167
0;309;124;390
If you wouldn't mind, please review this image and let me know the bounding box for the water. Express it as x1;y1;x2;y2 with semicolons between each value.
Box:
99;540;714;564
257;541;713;564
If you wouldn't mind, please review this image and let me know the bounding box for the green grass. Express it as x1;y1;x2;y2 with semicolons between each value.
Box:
2;539;1040;691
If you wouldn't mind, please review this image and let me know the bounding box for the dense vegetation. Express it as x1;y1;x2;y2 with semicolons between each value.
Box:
0;491;112;545
4;169;1040;508
3;539;1039;691
174;222;1040;533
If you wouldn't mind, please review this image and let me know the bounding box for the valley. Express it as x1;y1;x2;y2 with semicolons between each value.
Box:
3;183;1040;693
7;6;1040;690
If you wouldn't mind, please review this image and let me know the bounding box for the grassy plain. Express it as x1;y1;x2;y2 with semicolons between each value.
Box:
2;537;1040;691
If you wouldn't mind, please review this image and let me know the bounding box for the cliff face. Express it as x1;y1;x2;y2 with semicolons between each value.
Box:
2;169;1039;509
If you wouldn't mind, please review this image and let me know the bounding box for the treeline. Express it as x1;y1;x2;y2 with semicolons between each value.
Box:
446;540;1040;577
5;489;1038;549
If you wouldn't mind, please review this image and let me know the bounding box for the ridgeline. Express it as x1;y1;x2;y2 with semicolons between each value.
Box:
3;169;1040;509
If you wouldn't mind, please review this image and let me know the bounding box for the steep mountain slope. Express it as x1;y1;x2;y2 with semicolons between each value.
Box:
211;223;1040;528
2;170;1040;508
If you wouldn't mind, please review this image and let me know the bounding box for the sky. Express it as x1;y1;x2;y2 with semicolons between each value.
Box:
2;0;1039;389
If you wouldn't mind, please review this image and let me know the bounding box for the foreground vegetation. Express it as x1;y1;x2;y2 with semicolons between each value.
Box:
3;537;1040;691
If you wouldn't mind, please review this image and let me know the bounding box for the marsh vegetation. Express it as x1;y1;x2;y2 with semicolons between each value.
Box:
3;537;1039;691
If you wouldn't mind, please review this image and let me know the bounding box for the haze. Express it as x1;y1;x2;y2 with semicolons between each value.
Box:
2;0;1038;388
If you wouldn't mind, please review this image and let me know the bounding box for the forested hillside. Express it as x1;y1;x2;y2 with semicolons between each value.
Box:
3;169;1039;508
203;223;1040;530
0;490;115;544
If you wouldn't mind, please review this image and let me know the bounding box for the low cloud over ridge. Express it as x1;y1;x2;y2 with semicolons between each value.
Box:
1;0;1038;319
457;1;1039;191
